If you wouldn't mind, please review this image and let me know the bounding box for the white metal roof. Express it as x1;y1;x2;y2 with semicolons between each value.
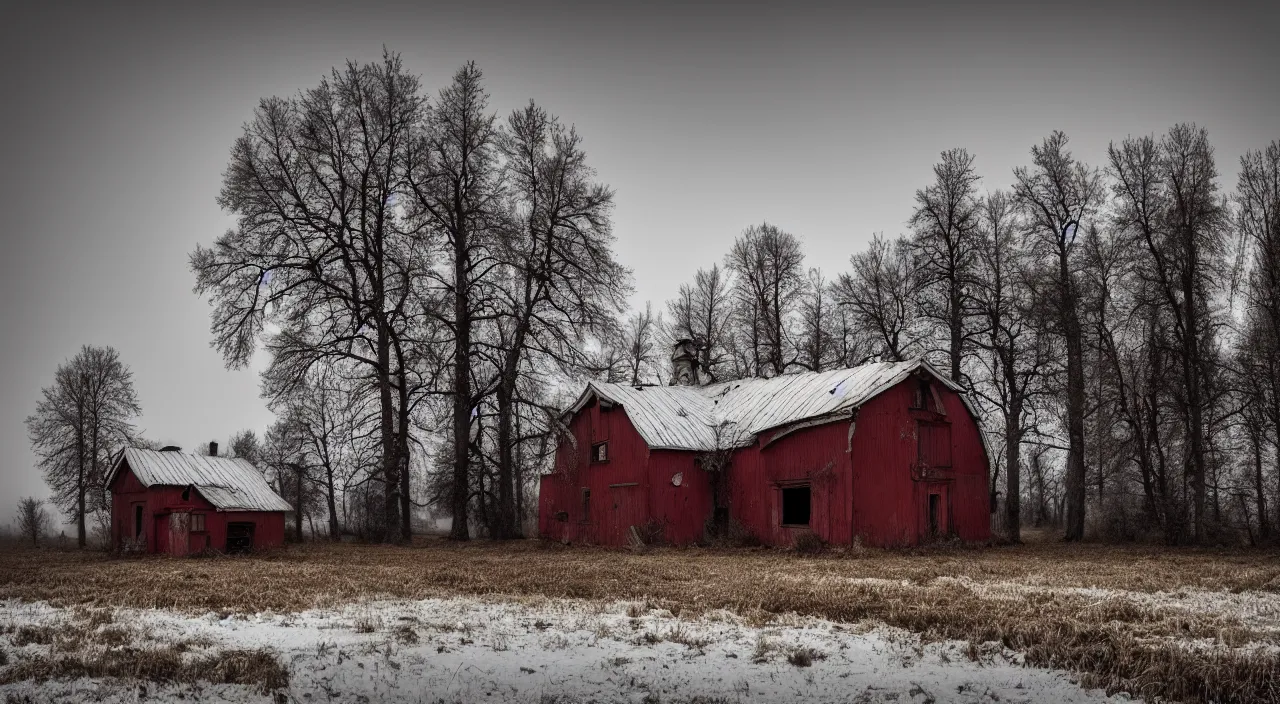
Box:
108;448;293;512
567;359;971;452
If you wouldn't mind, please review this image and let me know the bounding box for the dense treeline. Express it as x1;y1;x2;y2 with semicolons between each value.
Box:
186;51;1278;545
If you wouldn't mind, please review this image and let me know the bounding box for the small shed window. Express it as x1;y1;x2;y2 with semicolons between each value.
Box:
781;486;811;526
181;487;191;501
580;488;591;520
591;442;608;463
134;505;143;538
191;513;206;532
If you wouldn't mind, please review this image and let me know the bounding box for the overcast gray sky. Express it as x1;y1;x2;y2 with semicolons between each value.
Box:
1;0;1276;528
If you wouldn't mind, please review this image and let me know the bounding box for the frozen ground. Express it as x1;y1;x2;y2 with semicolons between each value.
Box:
0;595;1135;703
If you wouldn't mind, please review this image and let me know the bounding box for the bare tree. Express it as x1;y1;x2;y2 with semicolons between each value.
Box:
971;190;1051;542
17;497;50;547
796;268;836;372
25;345;141;548
666;264;735;382
909;147;982;382
1109;124;1228;541
405;61;504;541
1013;131;1102;541
724;222;805;377
192;51;426;542
833;233;920;362
487;101;629;537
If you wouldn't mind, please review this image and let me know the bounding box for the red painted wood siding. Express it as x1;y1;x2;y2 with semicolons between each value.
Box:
109;461;287;554
538;377;990;548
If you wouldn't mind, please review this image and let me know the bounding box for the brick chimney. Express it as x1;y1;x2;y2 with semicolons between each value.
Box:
208;441;218;457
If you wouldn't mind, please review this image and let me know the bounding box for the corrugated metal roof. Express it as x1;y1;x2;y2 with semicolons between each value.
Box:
110;448;292;512
570;359;971;452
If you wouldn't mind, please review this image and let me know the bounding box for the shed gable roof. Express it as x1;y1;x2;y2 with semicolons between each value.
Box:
108;448;292;513
566;359;971;452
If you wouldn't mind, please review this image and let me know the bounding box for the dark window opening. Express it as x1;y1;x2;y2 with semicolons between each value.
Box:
226;522;255;553
781;486;811;526
911;379;930;410
580;488;591;521
181;487;190;501
928;493;941;535
592;442;608;463
134;505;143;538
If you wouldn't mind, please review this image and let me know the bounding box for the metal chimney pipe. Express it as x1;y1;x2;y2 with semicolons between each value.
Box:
209;441;218;457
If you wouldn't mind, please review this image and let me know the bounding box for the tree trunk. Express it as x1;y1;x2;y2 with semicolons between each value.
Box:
1181;266;1208;542
397;363;412;542
326;467;340;542
450;222;472;541
295;464;304;542
1004;395;1022;543
1062;251;1088;541
377;321;400;542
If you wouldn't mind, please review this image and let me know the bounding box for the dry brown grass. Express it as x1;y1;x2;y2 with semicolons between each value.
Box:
3;538;1280;702
0;646;288;693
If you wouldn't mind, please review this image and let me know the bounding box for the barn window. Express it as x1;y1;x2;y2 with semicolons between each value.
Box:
781;486;811;526
134;505;143;538
181;487;190;502
191;513;206;532
580;488;591;520
591;442;608;463
911;379;931;410
918;422;952;468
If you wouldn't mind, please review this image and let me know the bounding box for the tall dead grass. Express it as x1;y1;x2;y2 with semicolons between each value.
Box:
2;539;1279;702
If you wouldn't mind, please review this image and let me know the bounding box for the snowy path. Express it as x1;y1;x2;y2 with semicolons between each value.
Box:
1;596;1135;703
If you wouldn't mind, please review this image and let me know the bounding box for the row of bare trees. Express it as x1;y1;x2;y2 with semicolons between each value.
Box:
192;52;630;542
635;127;1278;545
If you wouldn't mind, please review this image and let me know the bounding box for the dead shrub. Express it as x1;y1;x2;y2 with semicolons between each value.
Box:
792;531;825;555
787;647;825;667
12;626;55;647
0;646;287;693
392;624;419;645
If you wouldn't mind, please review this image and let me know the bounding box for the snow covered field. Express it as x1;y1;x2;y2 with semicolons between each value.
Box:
0;595;1134;703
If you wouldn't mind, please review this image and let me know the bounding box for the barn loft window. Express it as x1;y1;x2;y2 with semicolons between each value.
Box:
134;505;143;538
191;513;206;532
181;487;190;501
591;441;609;463
781;486;811;526
580;488;591;520
911;378;930;410
918;422;953;468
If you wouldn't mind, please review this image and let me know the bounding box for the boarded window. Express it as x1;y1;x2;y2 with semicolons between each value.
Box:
191;513;205;532
781;486;811;526
592;442;608;463
918;422;952;468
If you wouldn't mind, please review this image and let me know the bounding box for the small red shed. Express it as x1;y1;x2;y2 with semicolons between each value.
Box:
107;445;291;555
539;355;991;548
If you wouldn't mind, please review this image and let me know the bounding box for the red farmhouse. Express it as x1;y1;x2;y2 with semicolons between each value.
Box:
539;347;990;547
107;444;291;555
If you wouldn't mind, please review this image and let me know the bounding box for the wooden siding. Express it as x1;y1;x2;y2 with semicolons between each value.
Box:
539;376;990;548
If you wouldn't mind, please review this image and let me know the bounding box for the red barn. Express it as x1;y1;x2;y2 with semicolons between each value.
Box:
107;445;291;555
539;351;990;548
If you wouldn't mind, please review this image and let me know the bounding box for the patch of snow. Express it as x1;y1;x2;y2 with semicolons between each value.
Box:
0;596;1137;703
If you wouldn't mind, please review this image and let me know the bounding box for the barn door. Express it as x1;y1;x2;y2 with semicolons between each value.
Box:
608;484;645;545
924;483;950;538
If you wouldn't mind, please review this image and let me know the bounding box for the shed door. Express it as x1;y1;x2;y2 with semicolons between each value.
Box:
155;514;169;553
607;484;646;545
